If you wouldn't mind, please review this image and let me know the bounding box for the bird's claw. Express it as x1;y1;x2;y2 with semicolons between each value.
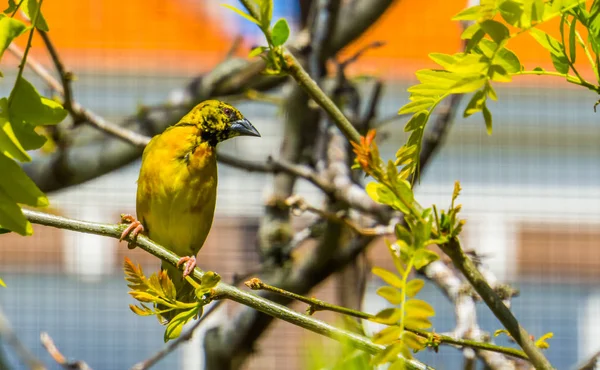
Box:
120;214;144;249
177;256;197;278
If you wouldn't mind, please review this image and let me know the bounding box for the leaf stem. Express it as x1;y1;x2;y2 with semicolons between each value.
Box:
8;0;44;106
512;70;600;92
245;278;530;361
9;0;25;17
398;257;414;334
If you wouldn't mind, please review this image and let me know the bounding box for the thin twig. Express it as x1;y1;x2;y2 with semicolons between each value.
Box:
7;44;151;148
131;300;225;370
285;194;391;236
338;41;385;69
245;278;530;361
37;30;73;113
0;307;45;370
40;332;91;370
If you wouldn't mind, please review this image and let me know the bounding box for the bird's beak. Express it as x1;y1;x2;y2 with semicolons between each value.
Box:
230;118;261;137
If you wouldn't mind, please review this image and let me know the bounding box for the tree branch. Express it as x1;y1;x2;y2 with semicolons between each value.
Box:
7;44;151;149
20;209;429;370
40;332;90;370
439;238;553;370
283;50;361;143
0;306;45;370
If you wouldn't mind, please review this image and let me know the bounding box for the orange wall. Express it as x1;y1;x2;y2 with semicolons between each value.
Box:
21;0;592;80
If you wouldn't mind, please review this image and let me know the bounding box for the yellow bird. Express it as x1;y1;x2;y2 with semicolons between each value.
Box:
120;100;260;313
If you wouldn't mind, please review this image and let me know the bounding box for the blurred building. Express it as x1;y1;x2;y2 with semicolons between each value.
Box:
0;1;599;369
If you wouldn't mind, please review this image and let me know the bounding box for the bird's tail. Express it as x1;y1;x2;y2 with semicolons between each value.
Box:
158;262;196;323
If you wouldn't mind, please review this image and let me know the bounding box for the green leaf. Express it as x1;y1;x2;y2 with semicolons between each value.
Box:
0;153;47;207
535;332;553;349
395;145;417;166
0;17;27;61
258;0;273;28
9;77;68;126
0;188;32;235
371;342;408;365
480;20;509;44
404;315;432;329
569;18;577;62
402;331;425;351
482;102;492;135
415;69;461;86
388;358;407;370
404;299;435;317
448;74;486;94
376;286;403;305
398;99;434;115
0;98;30;162
446;53;488;74
461;22;480;40
22;0;48;31
248;46;268;57
271;18;289;47
428;53;456;69
164;309;196;342
485;82;498;101
489;64;512;82
393;178;414;206
406;84;447;97
394;224;412;247
413;249;439;269
529;28;564;56
464;90;486;117
466;28;486;53
366;182;394;204
221;4;260;25
372;325;403;345
589;1;600;52
405;279;424;298
499;1;524;26
386;240;406;276
533;0;546;22
550;54;569;74
495;46;521;73
477;40;522;73
3;0;17;14
494;329;511;337
403;110;427;132
370;307;403;325
372;267;404;289
452;5;482;20
0;277;5;287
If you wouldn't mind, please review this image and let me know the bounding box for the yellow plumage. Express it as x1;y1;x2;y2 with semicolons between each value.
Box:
121;100;260;319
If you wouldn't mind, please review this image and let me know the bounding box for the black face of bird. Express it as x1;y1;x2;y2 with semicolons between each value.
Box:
179;100;261;146
217;103;261;141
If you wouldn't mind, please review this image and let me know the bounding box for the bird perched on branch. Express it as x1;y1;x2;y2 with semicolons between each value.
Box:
120;100;260;314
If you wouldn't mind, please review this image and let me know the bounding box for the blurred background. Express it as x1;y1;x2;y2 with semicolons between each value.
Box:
0;1;599;369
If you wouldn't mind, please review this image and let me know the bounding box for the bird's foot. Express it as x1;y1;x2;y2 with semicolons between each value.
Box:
176;256;197;278
120;214;144;249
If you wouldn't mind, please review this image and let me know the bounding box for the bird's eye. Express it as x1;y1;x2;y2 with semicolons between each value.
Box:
223;108;233;116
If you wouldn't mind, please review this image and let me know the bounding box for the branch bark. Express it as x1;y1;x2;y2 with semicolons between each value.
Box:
21;209;430;370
